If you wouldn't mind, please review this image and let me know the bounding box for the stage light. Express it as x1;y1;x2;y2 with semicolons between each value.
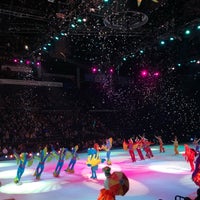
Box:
83;18;87;22
153;72;160;77
25;60;30;65
169;37;174;41
184;29;191;35
141;70;148;77
77;18;82;23
197;25;200;30
109;68;114;74
13;58;18;63
24;45;29;50
55;36;59;40
103;0;109;2
123;57;127;61
177;63;181;67
92;67;97;73
71;23;76;28
36;62;41;67
160;40;165;45
43;46;47;51
190;59;196;63
140;50;144;54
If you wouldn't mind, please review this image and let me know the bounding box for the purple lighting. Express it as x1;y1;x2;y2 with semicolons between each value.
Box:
26;60;31;65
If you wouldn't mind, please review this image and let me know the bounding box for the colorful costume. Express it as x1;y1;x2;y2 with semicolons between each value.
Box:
192;153;200;187
97;166;116;200
33;147;52;180
102;138;113;165
13;151;34;184
135;136;145;160
140;137;154;158
52;147;71;177
183;144;197;172
86;147;105;179
123;139;137;162
155;135;165;153
65;145;79;173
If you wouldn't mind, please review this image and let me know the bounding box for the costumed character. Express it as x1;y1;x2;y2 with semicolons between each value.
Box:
86;147;106;179
155;135;165;153
193;138;200;153
65;145;79;173
183;144;197;172
33;146;53;180
192;153;200;187
97;166;116;200
123;138;137;162
97;166;129;200
140;136;154;158
102;138;113;165
13;151;34;184
172;136;179;155
52;146;71;177
135;136;145;160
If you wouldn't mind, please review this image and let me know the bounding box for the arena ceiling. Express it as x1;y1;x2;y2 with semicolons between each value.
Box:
0;0;200;75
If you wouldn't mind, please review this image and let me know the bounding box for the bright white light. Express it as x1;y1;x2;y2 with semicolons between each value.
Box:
0;179;63;194
0;162;16;168
148;161;190;174
0;169;33;179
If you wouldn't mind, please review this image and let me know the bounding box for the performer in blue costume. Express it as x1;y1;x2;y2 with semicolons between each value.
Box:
33;146;52;180
102;137;113;165
52;146;71;177
13;151;34;184
65;145;79;173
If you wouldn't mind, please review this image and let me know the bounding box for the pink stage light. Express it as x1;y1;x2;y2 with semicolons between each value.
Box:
153;72;160;77
109;68;114;74
92;67;97;73
26;60;31;65
13;59;18;63
36;62;41;67
141;70;148;77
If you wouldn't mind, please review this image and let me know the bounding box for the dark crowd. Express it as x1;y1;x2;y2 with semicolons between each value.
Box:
0;68;199;157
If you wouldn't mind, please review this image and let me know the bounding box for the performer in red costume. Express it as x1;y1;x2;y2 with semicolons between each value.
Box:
127;138;136;162
140;135;154;158
155;135;165;153
192;152;200;187
123;138;137;162
135;136;145;160
183;144;197;172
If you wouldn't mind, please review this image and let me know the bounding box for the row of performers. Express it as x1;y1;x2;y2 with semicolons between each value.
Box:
13;137;113;184
12;136;200;188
